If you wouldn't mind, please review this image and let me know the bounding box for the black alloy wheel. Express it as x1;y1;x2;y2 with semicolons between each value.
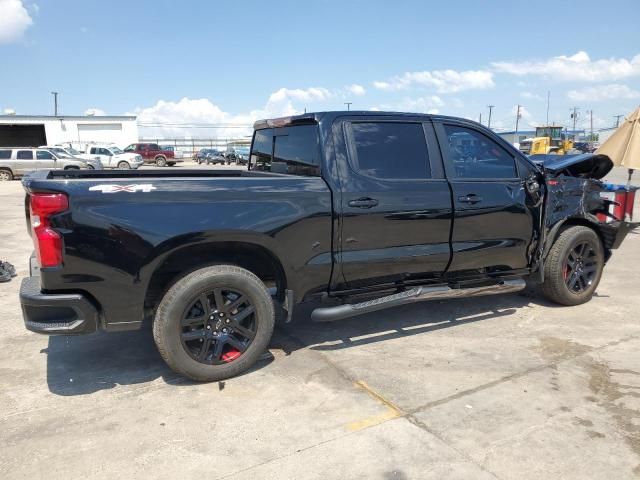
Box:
180;287;256;364
564;241;599;294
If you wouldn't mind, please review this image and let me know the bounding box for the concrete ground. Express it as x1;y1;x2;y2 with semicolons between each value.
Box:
1;167;639;479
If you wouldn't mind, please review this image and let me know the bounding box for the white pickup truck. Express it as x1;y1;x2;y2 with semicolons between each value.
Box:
79;145;144;170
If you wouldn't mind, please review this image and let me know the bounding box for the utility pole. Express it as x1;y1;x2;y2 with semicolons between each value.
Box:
613;114;623;127
479;112;482;124
487;105;494;129
515;104;522;137
570;106;579;140
344;102;352;111
545;91;550;125
588;109;594;141
51;91;59;116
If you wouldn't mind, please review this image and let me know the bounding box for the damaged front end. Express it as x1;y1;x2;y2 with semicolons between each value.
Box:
531;153;638;272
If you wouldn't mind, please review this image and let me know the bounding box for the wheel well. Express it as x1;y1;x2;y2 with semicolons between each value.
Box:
64;166;79;170
547;218;609;258
144;242;287;311
155;155;166;160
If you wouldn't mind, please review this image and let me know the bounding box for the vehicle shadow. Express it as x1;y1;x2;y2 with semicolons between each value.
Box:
44;287;549;396
275;288;548;354
44;327;275;396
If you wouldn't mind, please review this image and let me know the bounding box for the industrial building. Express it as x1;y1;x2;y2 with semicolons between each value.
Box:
0;115;138;148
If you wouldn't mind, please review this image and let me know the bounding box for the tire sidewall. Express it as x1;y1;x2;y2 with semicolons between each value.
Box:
154;267;274;381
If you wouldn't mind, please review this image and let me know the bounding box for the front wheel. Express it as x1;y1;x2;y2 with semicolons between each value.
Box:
153;265;275;382
542;226;604;306
155;156;167;167
117;161;130;169
0;169;14;181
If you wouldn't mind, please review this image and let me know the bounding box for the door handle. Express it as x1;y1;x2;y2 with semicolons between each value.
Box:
457;194;483;204
348;197;379;209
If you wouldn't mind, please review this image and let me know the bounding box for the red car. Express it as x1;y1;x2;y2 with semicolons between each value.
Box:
123;143;180;167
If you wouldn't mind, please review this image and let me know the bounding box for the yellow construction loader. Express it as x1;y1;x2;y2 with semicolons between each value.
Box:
519;126;574;155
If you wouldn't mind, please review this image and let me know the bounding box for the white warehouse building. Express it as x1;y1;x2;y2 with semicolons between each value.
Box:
0;115;138;149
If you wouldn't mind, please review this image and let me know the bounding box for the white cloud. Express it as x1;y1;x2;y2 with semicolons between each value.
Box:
132;87;335;138
567;84;640;102
346;84;366;96
84;108;106;116
374;69;494;93
267;87;332;104
492;51;640;82
0;0;33;43
399;96;444;113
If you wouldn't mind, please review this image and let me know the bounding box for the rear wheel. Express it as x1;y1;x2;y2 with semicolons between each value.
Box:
0;169;13;181
117;161;130;169
153;265;275;382
542;226;604;305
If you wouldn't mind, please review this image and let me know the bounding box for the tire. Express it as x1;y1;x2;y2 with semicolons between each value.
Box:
0;169;13;181
153;265;275;382
117;161;130;169
542;226;604;306
64;166;79;170
86;165;95;170
155;156;167;167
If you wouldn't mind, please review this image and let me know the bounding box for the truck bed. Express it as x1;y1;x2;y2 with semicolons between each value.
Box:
26;168;276;181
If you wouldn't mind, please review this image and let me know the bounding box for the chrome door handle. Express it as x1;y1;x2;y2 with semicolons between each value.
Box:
348;197;379;209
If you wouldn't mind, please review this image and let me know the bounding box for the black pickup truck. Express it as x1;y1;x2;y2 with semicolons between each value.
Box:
20;111;634;381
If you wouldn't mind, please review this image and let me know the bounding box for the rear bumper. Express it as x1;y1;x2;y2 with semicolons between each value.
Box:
20;276;99;335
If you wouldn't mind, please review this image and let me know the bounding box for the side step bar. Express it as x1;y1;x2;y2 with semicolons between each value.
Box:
310;278;526;322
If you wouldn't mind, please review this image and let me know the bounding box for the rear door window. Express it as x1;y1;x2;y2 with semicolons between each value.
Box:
250;125;321;176
347;122;431;180
16;150;34;160
0;150;11;159
36;150;55;160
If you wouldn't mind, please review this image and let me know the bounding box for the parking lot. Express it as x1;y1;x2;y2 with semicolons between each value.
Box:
1;168;639;479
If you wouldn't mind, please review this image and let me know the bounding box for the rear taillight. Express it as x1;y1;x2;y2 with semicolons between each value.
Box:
29;193;68;268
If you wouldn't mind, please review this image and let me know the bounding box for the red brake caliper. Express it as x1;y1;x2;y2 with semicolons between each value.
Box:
221;348;241;363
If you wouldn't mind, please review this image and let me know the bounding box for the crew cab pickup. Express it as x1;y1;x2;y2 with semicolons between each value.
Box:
19;111;635;382
123;143;179;167
79;145;144;170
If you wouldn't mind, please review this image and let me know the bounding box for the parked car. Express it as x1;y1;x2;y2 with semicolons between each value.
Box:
204;149;226;165
573;141;599;154
39;146;103;170
193;148;209;163
18;111;636;383
123;143;179;167
0;147;90;180
234;146;250;165
160;145;187;160
79;145;144;170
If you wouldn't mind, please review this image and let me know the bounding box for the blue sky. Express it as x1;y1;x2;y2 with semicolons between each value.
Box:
1;0;640;137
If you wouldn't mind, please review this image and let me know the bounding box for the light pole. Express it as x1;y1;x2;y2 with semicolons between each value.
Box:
344;102;352;111
51;91;59;116
487;105;494;129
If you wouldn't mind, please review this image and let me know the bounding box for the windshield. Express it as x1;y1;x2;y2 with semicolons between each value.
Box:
66;147;81;155
49;148;72;158
110;147;123;154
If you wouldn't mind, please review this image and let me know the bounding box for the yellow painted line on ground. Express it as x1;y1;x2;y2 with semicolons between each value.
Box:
346;380;405;432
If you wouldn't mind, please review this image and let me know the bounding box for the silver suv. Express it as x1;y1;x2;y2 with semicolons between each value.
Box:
41;146;103;170
0;147;90;181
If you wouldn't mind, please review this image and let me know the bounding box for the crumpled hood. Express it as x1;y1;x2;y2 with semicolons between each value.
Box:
530;153;614;180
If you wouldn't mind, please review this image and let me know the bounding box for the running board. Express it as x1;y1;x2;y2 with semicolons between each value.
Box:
310;279;526;322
